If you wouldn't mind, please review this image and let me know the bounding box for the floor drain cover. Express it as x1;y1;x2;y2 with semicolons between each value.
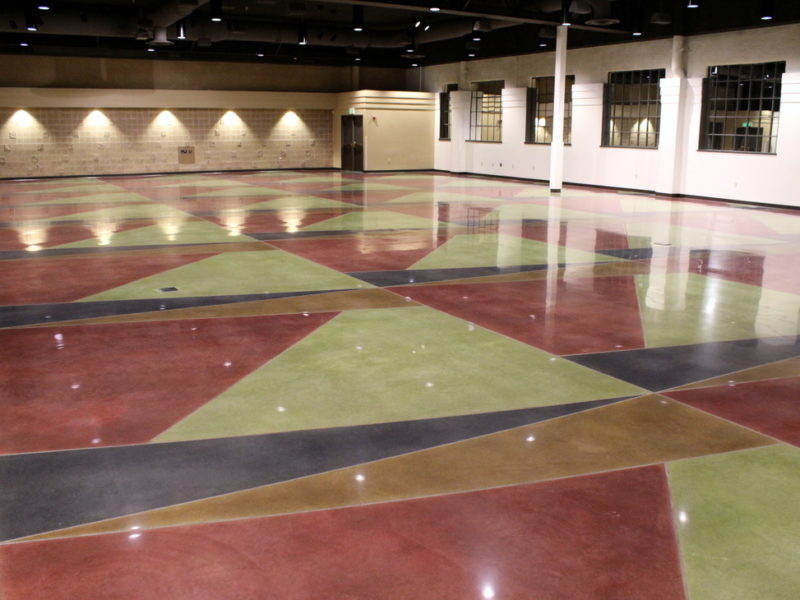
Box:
159;286;179;293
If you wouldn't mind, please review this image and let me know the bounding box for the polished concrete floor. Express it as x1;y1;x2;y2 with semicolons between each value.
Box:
0;170;798;599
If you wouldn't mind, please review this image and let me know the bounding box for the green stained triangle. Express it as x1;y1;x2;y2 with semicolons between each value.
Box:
158;179;248;188
278;176;359;183
184;186;293;198
21;183;125;194
487;203;604;221
26;177;99;186
513;186;588;198
386;191;503;204
154;306;644;442
372;174;442;180
32;192;154;205
612;195;715;213
748;212;800;235
78;250;371;302
438;179;527;189
411;233;621;270
54;220;256;249
323;182;414;192
244;195;360;210
668;444;800;600
625;222;781;249
37;204;190;223
635;272;800;348
301;210;440;232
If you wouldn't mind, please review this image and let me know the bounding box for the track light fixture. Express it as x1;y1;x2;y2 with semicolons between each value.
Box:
210;0;223;22
561;0;571;26
760;0;774;20
352;5;364;31
632;0;643;35
25;8;42;32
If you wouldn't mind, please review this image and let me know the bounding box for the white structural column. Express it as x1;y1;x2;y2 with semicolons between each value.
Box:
654;36;687;195
548;25;568;192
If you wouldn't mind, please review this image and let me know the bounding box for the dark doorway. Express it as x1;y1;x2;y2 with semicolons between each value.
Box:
341;115;364;171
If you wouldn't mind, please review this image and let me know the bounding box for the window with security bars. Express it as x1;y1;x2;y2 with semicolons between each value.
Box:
525;75;575;144
602;69;664;148
468;80;503;142
699;62;784;154
439;83;457;140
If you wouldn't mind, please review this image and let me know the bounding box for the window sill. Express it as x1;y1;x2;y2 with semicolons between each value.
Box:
600;145;659;150
525;142;573;146
438;138;451;141
697;149;777;156
466;140;503;144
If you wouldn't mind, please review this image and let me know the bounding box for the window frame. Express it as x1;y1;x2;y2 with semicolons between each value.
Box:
698;61;784;155
525;75;575;145
601;68;665;149
467;80;504;143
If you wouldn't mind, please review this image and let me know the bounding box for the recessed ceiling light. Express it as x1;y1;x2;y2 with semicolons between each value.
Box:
429;6;441;12
19;42;29;47
37;4;50;10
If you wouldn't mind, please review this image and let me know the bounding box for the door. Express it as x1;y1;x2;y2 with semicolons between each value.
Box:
341;115;364;171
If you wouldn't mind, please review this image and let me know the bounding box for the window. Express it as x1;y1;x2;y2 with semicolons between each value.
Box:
439;83;457;141
700;62;784;154
525;75;575;144
468;80;503;142
602;69;665;148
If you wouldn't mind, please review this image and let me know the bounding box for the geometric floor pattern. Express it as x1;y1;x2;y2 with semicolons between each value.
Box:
1;170;799;599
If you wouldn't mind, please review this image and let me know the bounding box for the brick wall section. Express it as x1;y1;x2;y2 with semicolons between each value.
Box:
0;108;333;177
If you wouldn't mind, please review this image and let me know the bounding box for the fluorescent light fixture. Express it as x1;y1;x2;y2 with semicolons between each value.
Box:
415;20;421;28
298;23;307;45
176;21;186;40
687;0;699;7
19;42;29;47
429;6;441;12
38;4;50;10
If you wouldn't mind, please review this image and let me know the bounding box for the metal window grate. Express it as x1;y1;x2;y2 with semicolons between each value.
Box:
602;69;665;149
468;81;503;143
700;61;785;154
525;75;575;145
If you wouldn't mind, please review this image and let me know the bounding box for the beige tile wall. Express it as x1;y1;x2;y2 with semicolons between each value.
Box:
0;107;333;178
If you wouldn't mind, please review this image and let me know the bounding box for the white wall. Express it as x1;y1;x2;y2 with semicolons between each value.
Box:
335;90;435;170
426;23;800;207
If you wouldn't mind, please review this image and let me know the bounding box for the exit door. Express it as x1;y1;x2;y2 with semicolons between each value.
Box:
341;115;364;171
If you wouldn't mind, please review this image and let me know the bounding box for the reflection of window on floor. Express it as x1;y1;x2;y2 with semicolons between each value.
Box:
602;69;665;149
468;80;504;143
525;75;574;144
700;61;785;154
466;205;498;233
